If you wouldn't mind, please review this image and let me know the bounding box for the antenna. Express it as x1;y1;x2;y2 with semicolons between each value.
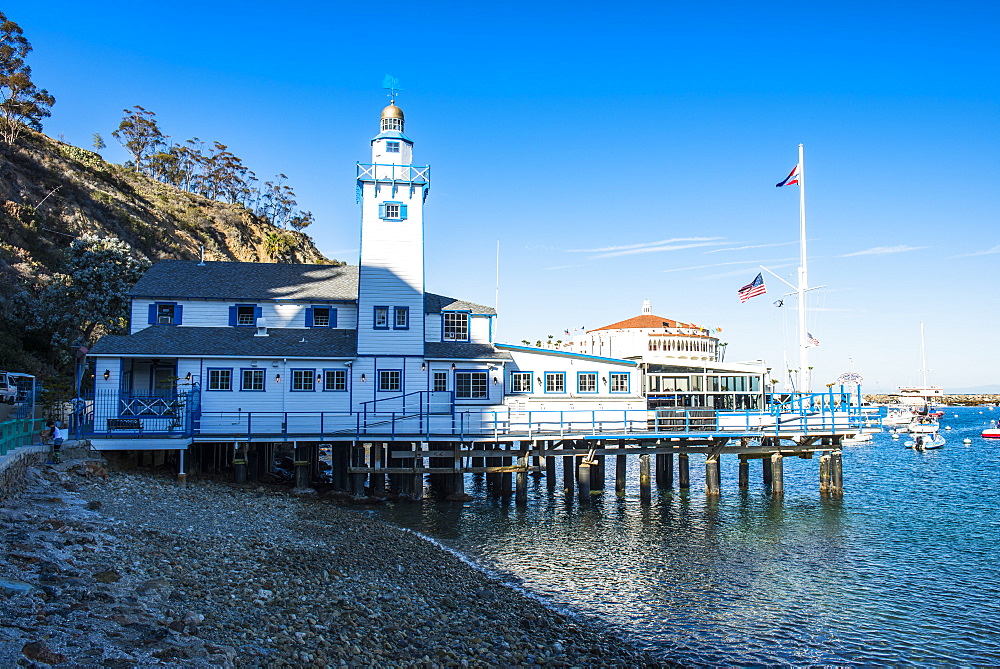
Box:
382;74;403;102
198;246;205;266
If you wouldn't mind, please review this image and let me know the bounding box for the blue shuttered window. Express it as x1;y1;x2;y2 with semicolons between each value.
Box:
148;304;156;324
379;202;407;221
304;308;314;328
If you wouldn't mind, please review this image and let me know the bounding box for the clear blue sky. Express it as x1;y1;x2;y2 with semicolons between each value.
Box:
9;1;999;392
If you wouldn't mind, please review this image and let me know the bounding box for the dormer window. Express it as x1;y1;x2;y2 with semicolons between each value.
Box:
386;141;400;153
147;302;182;326
229;304;262;327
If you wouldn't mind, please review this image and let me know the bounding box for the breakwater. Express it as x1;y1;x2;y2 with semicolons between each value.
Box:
864;394;999;406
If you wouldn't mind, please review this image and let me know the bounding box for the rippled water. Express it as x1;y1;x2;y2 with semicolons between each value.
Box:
370;407;1000;665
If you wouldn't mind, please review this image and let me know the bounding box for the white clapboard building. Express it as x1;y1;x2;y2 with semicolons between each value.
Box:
86;101;644;449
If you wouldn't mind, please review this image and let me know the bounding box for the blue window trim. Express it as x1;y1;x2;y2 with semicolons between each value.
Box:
238;368;266;392
290;368;316;392
373;306;390;330
454;369;489;400
543;371;566;394
230;303;261;327
378;200;408;221
378;369;402;392
610;372;630;393
393;306;410;330
577;371;598;394
306;306;337;328
206;368;233;391
148;301;182;326
510;371;533;393
323;368;348;392
442;311;471;342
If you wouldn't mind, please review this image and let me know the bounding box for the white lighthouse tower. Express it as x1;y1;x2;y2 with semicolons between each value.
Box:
355;99;431;361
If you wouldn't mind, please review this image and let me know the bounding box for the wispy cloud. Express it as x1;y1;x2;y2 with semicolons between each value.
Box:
567;237;723;254
951;244;1000;258
544;263;591;271
839;245;928;257
594;241;728;258
662;257;796;274
706;241;798;253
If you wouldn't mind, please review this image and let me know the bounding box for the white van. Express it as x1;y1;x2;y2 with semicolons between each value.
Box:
0;371;16;404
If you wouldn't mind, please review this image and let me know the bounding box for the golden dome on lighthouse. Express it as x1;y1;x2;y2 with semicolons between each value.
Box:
381;103;404;120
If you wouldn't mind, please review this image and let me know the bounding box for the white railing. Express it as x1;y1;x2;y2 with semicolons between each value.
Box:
356;163;430;183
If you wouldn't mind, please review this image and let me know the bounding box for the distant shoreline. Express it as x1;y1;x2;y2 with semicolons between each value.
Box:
864;394;1000;406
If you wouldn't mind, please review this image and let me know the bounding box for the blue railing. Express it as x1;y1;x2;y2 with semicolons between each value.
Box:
76;389;199;439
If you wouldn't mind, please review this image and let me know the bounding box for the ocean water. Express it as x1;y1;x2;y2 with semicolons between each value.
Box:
370;406;1000;665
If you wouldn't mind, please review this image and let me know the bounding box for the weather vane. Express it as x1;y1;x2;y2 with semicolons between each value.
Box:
382;74;402;102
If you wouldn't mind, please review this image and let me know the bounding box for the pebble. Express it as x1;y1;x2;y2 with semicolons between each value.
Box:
0;457;661;666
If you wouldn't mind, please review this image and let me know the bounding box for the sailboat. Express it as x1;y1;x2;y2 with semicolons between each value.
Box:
896;322;945;408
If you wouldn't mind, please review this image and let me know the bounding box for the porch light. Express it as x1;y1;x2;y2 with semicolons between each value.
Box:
361;373;366;382
103;369;110;381
275;374;281;383
317;373;323;383
602;376;607;384
185;372;192;381
493;377;498;385
451;363;456;370
421;362;426;371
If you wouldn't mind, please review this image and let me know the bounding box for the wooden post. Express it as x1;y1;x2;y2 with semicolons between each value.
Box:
578;462;591;502
705;457;720;496
831;449;843;495
371;443;385;495
351;443;366;497
639;453;651;503
664;451;674;488
177;448;187;487
563;455;574;494
655;453;664;487
615;453;627;494
819;452;831;493
678;452;690;489
591;452;605;494
516;455;528;506
762;455;773;486
770;452;784;496
411;442;424;500
233;444;247;484
294;442;310;490
738;456;749;490
471;456;485;477
501;452;513;497
531;454;542;478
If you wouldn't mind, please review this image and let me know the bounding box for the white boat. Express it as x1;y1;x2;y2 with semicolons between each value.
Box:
842;432;874;446
907;417;940;434
982;428;1000;439
905;434;945;449
893;323;946;408
884;407;916;426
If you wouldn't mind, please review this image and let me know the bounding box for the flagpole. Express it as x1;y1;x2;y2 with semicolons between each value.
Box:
796;143;810;392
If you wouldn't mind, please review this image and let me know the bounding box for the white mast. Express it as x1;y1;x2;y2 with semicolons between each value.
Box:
796;143;810;392
919;320;928;387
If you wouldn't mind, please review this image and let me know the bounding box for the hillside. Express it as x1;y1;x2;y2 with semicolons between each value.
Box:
0;128;335;379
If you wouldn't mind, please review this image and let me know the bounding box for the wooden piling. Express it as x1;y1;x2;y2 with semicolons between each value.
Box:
370;443;385;495
655;453;664;487
664;452;674;488
563;455;574;494
350;443;366;497
546;453;557;491
233;444;248;485
678;452;690;489
738;456;749;489
411;442;424;500
616;453;627;494
705;457;720;496
819;453;831;493
516;455;528;506
501;453;513;497
831;450;843;495
591;453;605;494
578;462;591;502
294;442;310;490
762;455;773;486
770;452;784;496
639;453;651;503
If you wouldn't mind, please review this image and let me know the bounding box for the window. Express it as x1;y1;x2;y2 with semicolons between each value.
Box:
379;201;407;220
307;306;336;328
455;371;488;399
443;312;469;341
386;141;400;153
324;369;347;391
241;369;264;391
433;371;448;392
544;372;565;394
610;373;629;393
394;306;409;329
577;372;597;394
230;304;260;327
208;369;232;391
379;370;401;392
511;372;532;393
291;369;315;391
148;302;182;326
382;117;403;132
374;306;389;329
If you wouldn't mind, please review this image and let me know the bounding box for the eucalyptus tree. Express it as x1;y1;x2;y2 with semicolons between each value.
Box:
0;11;55;144
112;105;166;174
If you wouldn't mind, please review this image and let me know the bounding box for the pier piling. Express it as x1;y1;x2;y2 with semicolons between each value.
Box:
294;442;310;490
639;453;651;503
664;452;674;488
819;453;831;493
770;452;784;496
546;453;557;491
705;457;720;496
516;454;528;506
591;453;605;494
233;444;247;485
678;453;690;489
563;455;574;494
762;456;772;487
738;456;749;490
616;453;627;494
578;462;591;502
831;450;843;495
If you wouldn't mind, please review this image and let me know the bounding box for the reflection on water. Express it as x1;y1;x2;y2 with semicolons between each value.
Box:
367;408;1000;664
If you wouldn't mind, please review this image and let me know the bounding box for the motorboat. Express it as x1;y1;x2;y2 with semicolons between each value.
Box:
982;428;1000;439
884;407;915;426
907;416;940;434
842;432;874;446
906;434;945;449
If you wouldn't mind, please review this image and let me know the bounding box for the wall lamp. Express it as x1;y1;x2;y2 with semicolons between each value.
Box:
493;377;498;385
361;373;366;382
421;362;426;371
602;376;608;385
451;363;456;370
275;374;281;383
317;373;323;383
103;369;111;381
185;372;192;381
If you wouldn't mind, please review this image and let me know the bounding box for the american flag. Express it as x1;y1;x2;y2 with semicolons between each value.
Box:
738;273;767;302
807;332;820;347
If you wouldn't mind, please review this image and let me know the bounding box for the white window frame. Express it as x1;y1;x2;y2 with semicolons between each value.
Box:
511;372;532;393
443;312;469;341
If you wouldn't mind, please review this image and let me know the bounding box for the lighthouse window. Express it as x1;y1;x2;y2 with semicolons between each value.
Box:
379;201;407;220
386;141;400;153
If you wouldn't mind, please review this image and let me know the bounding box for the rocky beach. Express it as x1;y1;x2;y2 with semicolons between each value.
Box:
0;450;658;667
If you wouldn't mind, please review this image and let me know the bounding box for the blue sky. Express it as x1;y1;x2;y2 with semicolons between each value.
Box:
9;1;999;392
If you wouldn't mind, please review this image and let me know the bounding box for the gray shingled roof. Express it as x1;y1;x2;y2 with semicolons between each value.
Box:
129;261;496;314
90;326;358;358
424;342;511;360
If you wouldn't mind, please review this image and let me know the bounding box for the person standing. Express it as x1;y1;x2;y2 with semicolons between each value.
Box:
48;421;64;463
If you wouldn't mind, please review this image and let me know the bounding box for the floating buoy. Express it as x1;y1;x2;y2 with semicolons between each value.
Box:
945;426;951;430
892;433;900;439
963;438;972;444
